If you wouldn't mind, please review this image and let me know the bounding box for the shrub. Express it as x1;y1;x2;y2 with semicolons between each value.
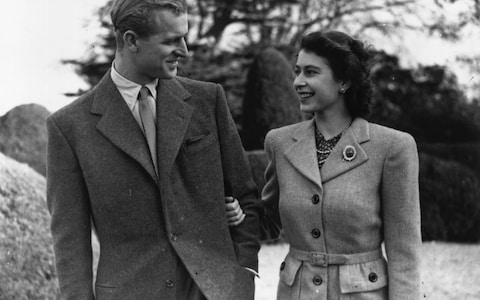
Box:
247;150;269;192
0;153;59;298
419;153;480;242
241;48;303;150
418;143;480;174
0;104;50;176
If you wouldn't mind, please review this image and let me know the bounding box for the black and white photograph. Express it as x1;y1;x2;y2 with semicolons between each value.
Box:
1;0;479;299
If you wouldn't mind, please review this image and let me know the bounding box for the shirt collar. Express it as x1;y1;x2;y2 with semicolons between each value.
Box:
110;62;158;110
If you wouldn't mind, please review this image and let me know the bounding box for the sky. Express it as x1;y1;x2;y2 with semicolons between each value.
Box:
0;0;478;116
0;0;107;115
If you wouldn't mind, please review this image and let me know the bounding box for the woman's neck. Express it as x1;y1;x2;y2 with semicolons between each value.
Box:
314;112;352;140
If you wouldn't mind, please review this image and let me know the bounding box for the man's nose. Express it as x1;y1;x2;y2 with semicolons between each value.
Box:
175;38;188;57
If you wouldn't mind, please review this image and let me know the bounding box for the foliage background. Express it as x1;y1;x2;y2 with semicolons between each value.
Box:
1;0;479;297
63;0;480;242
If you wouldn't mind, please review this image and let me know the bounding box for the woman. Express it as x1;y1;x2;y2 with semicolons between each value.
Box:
227;31;421;299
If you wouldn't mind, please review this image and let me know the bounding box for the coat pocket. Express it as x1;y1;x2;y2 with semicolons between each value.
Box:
279;255;302;286
339;257;388;294
183;132;216;155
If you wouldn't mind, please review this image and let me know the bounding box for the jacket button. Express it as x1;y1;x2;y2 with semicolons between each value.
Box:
311;228;321;238
280;261;285;271
313;275;323;285
312;194;320;204
165;280;175;288
170;233;177;242
368;272;378;282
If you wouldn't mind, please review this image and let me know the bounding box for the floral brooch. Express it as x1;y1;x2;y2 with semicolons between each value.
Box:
342;145;356;162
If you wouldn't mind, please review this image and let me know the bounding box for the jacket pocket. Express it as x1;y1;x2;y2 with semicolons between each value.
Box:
339;257;388;294
183;132;216;155
279;255;302;286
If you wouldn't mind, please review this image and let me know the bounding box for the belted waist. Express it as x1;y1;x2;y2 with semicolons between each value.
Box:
288;247;382;267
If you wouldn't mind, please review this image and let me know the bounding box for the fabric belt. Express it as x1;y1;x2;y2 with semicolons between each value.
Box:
288;247;382;267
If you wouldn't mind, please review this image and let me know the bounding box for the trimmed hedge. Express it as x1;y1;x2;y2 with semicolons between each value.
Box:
419;153;480;242
418;142;480;174
241;48;303;150
0;104;49;176
0;152;59;299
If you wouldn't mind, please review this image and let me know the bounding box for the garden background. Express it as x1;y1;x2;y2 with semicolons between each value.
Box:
1;0;479;299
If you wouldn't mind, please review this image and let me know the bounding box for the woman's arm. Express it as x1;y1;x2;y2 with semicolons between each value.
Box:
381;132;422;299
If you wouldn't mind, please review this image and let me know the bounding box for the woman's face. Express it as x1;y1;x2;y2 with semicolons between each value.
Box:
293;49;346;115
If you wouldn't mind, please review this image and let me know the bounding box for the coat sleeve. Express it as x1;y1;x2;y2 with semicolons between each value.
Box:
381;132;422;299
260;131;282;241
46;116;94;300
214;84;262;271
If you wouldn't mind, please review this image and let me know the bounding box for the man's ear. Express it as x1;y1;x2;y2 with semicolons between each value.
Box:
123;30;139;52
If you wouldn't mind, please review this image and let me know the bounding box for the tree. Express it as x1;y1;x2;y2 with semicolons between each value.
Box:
370;50;480;143
64;0;479;93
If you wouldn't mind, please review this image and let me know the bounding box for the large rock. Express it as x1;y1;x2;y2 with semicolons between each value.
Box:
0;152;58;299
0;104;50;176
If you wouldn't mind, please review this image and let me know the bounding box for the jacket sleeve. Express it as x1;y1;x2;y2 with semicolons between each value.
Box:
214;84;262;272
46;116;94;300
381;132;422;299
260;131;282;241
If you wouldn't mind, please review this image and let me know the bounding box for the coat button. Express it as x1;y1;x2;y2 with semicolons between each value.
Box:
280;261;285;271
165;280;175;288
311;228;321;238
368;272;378;282
312;194;320;204
170;233;177;242
313;275;323;285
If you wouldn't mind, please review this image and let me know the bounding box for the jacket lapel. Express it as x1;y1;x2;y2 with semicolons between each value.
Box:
284;119;322;190
320;118;370;183
92;72;158;183
155;78;193;179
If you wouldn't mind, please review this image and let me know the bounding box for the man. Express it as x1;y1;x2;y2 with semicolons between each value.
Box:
46;0;261;299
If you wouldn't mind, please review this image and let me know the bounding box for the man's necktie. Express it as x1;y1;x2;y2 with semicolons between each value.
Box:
138;86;158;175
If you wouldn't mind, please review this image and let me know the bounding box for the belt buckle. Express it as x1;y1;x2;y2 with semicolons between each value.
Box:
309;252;328;267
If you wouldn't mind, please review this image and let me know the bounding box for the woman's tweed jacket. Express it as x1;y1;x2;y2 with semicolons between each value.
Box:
261;118;421;300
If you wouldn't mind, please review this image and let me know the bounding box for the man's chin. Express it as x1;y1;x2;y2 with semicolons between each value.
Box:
159;69;177;79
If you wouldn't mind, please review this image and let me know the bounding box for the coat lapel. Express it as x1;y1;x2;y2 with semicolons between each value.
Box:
155;78;193;179
320;118;370;183
284;119;322;190
92;72;158;183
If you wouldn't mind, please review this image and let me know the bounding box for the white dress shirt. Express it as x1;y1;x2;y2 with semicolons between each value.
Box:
110;63;158;130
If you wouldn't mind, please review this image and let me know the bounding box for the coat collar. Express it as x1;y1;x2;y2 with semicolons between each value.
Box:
320;118;369;183
284;119;321;189
91;72;193;184
284;118;370;188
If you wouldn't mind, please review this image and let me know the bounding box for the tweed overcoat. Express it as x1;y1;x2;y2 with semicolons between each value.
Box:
261;118;421;300
46;72;261;300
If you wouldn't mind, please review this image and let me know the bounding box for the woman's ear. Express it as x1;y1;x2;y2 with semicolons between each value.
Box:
339;81;351;94
341;81;352;91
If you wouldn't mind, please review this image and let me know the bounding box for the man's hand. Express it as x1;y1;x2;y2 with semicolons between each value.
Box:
225;196;245;226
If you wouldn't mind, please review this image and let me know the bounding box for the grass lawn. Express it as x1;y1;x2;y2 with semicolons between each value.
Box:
255;241;480;300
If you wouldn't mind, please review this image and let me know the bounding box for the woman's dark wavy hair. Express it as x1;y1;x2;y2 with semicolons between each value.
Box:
300;31;375;118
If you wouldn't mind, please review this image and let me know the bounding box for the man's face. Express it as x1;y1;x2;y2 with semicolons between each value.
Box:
133;9;188;83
